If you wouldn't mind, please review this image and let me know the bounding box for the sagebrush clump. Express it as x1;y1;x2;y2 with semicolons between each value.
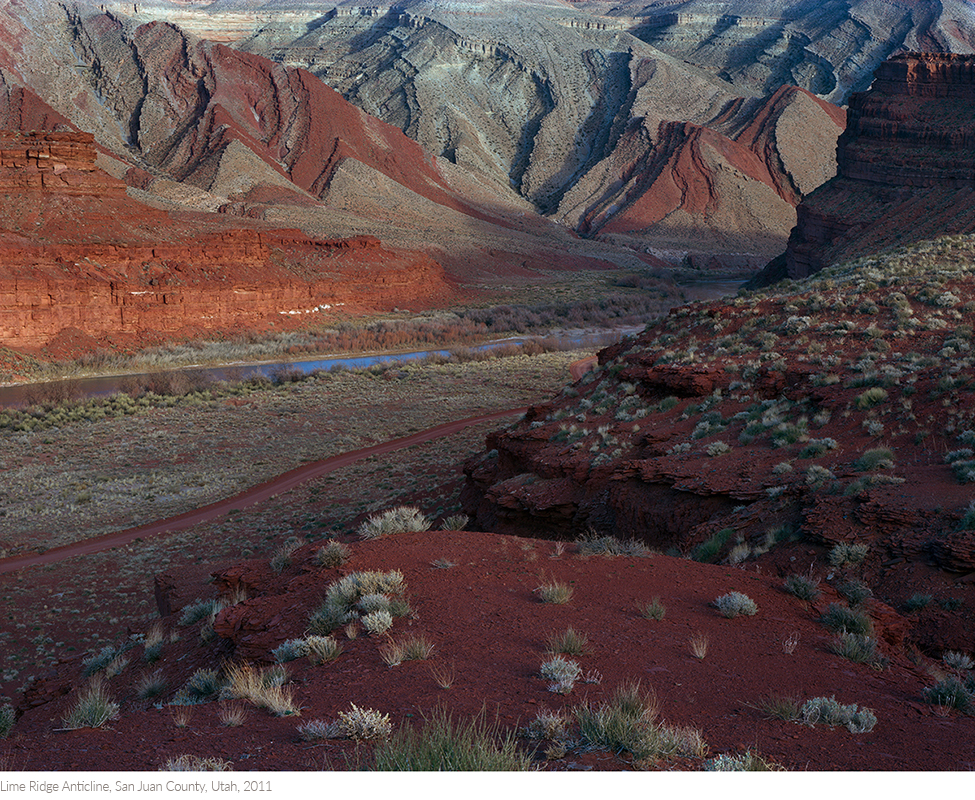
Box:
358;506;431;540
715;592;758;618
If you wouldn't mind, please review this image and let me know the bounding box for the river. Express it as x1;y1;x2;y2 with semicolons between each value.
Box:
0;279;742;408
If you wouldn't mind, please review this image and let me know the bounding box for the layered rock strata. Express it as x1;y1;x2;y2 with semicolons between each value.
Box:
783;53;975;279
0;130;126;196
0;130;450;350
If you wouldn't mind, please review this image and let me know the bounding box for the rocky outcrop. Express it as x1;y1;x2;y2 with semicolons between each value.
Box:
0;232;448;350
462;237;975;654
783;53;975;279
0;130;126;196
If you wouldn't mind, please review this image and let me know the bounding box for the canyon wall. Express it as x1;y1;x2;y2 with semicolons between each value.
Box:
783;53;975;279
0;129;450;351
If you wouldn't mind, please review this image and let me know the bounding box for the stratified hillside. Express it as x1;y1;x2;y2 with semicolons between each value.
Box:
463;235;975;658
85;0;850;267
583;0;975;102
0;0;667;300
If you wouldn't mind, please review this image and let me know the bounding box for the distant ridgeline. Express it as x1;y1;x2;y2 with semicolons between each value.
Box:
780;53;975;281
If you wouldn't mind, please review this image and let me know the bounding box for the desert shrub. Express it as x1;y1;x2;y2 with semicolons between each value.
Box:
714;592;758;618
380;635;435;666
854;448;895;471
783;574;820;603
574;682;704;762
525;709;569;741
800;696;877;733
772;421;808;448
136;670;168;701
143;640;164;664
272;639;310;663
704;751;781;771
82;645;122;678
358;506;431;540
535;580;573;604
689;632;709;659
547;627;589;656
798;438;838;459
902;593;933;613
270;537;302;572
820;603;873;636
657;396;679;412
178;598;223;627
362;610;394;636
333;703;393;741
755;695;801;721
307;604;349;636
371;708;533;771
172;668;224;705
162;755;233;771
315;541;351;568
297;719;338;741
828;632;885;667
357;593;392;614
923;677;974;712
691;528;733;563
943;651;975;671
638;597;666;621
221;662;299;717
836;579;873;606
310;570;407;634
0;704;14;738
828;542;869;568
218;704;247;728
439;514;469;531
61;677;119;730
540;656;582;694
805;464;834;486
576;533;648;557
305;636;343;665
705;441;731;456
959;502;975;530
855;388;888;409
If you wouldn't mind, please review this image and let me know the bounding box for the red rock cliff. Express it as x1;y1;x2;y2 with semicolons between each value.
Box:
0;130;451;351
784;53;975;279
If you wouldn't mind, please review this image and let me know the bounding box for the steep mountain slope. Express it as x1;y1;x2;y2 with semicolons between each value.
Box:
583;0;975;102
88;0;849;265
0;0;674;346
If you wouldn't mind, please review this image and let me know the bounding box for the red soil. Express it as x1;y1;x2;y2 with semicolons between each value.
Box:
4;529;971;771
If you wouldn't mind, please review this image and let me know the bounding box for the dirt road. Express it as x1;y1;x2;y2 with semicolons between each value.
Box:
0;406;527;574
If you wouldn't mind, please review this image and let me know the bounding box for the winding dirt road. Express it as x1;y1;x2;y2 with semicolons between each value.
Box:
0;354;600;575
0;406;527;575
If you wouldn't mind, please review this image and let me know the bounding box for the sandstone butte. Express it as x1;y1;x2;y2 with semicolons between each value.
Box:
0;128;452;353
777;53;975;280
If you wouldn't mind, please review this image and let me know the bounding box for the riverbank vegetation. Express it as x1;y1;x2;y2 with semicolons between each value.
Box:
26;291;669;383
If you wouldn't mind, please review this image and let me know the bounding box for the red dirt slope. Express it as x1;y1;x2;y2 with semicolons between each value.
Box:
4;529;972;771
